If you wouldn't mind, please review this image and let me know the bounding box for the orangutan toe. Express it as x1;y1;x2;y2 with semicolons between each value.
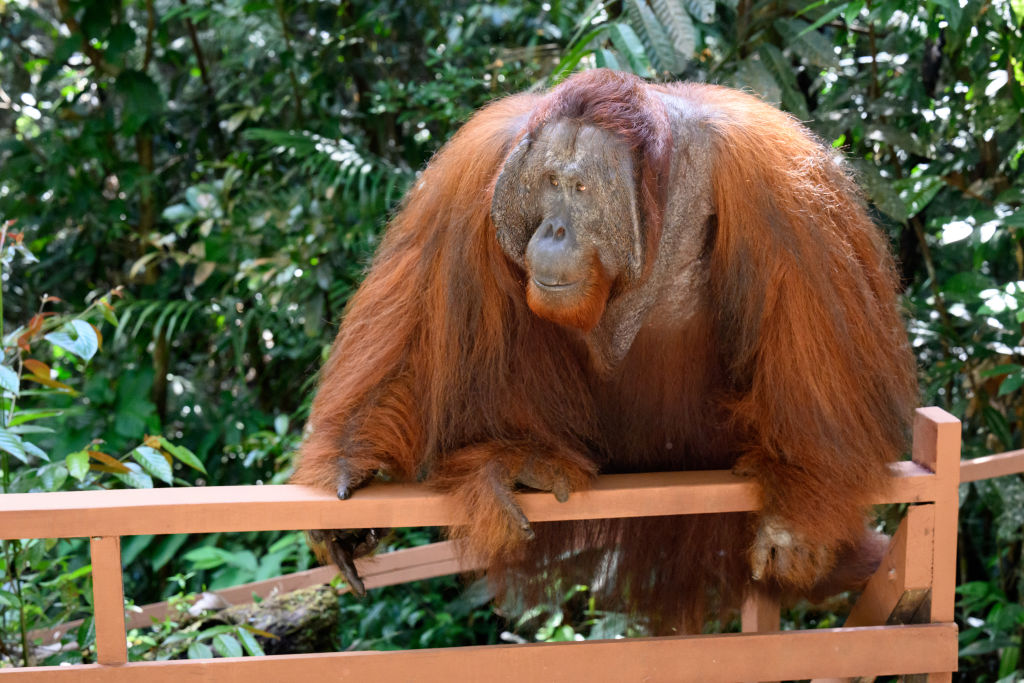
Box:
318;527;387;597
334;460;372;500
515;455;573;503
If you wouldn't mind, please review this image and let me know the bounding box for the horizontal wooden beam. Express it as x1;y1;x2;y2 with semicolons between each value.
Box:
0;463;939;541
30;541;476;644
1;624;957;682
961;449;1024;482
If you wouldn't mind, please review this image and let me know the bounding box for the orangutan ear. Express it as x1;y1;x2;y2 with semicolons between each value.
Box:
491;135;539;260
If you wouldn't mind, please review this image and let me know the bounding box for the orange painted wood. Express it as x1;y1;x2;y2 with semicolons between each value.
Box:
32;541;477;644
960;449;1024;482
0;464;941;542
0;624;957;682
911;408;961;625
845;505;934;628
88;537;127;665
741;588;780;633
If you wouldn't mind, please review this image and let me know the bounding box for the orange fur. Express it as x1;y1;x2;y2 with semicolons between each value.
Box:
292;70;918;630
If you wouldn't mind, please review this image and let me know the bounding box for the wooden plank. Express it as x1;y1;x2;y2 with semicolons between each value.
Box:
845;505;934;628
89;537;127;665
912;408;961;625
32;541;478;643
0;465;940;541
961;449;1024;482
741;588;780;633
0;624;957;682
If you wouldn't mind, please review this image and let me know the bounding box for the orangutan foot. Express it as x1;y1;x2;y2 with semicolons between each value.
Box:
750;515;834;588
309;527;387;597
488;456;576;542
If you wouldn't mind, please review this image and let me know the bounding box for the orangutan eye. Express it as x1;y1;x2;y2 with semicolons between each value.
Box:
576;182;586;192
549;175;559;187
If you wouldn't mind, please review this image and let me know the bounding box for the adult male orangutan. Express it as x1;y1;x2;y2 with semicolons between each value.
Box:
291;68;918;629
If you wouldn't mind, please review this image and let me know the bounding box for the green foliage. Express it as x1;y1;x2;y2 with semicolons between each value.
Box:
2;0;1024;676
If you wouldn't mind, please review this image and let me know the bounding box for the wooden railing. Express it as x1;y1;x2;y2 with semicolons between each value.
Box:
0;407;962;681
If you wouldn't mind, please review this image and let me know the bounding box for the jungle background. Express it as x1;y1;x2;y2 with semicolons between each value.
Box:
1;0;1022;678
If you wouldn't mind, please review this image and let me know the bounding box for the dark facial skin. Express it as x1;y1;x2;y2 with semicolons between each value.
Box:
494;121;641;332
493;103;715;374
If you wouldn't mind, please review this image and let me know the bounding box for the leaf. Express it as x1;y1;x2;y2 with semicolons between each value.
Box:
774;18;839;70
187;641;213;660
682;0;715;23
626;0;683;74
608;23;653;76
0;428;27;463
848;160;907;222
22;359;51;377
998;372;1024;397
8;408;63;426
894;176;945;217
161;203;195;223
273;415;289;437
982;406;1014;451
114;70;164;135
652;0;697;59
237;627;266;656
194;261;216;286
734;56;783;105
184;546;235;570
942;272;995;302
45;319;99;362
113;462;154;489
133;445;173;484
0;365;18;396
23;374;77;394
66;451;90;481
158;436;207;474
212;634;243;658
89;451;131;473
40;463;68;491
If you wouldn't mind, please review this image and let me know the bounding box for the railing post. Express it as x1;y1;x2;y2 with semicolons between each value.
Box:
89;535;127;665
911;407;961;683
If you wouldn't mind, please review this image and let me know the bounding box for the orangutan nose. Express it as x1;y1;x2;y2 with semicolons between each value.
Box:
526;218;583;288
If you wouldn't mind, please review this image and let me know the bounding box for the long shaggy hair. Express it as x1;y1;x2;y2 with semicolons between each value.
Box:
292;69;918;631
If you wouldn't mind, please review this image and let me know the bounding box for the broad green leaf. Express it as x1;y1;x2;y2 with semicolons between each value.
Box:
894;176;944;218
774;18;839;70
133;446;173;484
651;0;697;61
942;272;995;302
21;439;48;461
184;546;235;570
66;451;90;481
113;463;154;489
187;641;213;660
212;634;243;658
0;428;27;463
8;409;62;426
158;436;207;474
609;23;653;76
114;70;164;135
626;0;684;74
0;365;18;395
40;463;68;491
682;0;715;23
45;320;99;362
237;627;265;656
998;372;1024;396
